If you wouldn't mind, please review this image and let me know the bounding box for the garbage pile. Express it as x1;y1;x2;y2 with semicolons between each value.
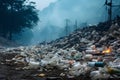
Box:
2;21;120;80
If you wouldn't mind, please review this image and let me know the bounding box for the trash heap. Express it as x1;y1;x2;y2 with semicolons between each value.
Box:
3;21;120;80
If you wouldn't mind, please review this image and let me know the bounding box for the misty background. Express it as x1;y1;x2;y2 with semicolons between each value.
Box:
13;0;120;45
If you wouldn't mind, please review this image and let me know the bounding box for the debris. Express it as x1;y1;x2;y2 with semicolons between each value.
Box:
84;54;93;60
38;73;46;77
60;73;65;77
88;62;105;67
2;21;120;80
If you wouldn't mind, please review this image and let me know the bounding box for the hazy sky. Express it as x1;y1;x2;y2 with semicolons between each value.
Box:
30;0;58;10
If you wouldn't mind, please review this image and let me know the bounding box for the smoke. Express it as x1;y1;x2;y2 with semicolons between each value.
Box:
15;0;120;45
31;0;106;44
13;28;33;45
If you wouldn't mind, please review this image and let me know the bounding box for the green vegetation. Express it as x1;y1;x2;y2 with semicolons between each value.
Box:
0;0;39;40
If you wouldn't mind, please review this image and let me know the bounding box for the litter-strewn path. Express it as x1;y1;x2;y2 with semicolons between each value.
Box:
0;21;120;80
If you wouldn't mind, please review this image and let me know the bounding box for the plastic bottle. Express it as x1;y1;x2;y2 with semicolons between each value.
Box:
88;62;105;67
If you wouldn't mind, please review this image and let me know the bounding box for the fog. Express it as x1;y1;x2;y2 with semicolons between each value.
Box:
15;0;120;45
